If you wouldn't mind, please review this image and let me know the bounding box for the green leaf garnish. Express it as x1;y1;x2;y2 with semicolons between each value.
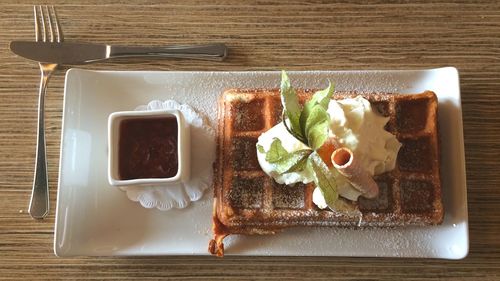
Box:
299;81;334;134
257;144;265;154
311;81;334;109
307;151;339;210
263;138;313;174
276;150;312;174
264;138;289;163
304;105;329;150
280;71;304;141
280;71;334;150
258;72;341;209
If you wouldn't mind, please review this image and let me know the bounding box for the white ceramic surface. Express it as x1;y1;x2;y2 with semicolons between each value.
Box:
108;109;189;186
55;68;468;259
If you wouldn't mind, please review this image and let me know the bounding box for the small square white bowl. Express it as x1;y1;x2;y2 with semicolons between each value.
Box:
107;109;190;187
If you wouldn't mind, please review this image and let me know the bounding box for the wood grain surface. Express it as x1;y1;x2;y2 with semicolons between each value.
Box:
1;0;499;280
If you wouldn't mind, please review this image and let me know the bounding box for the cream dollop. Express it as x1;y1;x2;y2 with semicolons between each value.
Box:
327;96;401;176
256;121;314;185
256;96;401;208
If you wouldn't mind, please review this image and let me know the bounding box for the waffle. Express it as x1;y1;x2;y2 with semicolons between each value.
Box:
209;89;443;256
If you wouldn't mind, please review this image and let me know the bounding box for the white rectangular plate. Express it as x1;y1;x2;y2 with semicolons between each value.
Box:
55;68;468;259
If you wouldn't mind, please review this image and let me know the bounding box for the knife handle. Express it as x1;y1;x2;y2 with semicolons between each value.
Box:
108;43;228;61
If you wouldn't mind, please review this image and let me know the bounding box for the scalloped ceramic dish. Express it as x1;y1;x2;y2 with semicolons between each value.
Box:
55;68;468;259
119;99;215;211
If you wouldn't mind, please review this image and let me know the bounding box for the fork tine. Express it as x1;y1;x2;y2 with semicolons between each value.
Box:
45;6;54;42
50;6;63;42
33;6;40;42
38;5;46;42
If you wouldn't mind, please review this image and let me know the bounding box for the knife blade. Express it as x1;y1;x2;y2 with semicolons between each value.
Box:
10;41;228;64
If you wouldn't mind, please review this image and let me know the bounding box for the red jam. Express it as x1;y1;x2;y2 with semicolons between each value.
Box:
118;116;178;180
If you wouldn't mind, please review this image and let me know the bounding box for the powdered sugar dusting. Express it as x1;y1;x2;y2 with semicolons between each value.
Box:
77;69;466;258
142;71;413;129
169;71;438;256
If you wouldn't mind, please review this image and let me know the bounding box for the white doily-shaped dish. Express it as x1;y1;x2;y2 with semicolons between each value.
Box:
118;100;215;211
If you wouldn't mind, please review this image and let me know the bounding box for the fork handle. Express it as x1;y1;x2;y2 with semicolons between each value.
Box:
108;43;228;61
29;64;54;219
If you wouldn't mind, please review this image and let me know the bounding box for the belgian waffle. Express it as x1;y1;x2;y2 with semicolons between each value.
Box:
209;89;443;256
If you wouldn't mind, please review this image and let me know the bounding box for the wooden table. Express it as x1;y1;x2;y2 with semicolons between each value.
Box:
1;1;499;280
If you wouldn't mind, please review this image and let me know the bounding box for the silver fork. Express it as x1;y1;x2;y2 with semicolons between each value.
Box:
29;5;63;219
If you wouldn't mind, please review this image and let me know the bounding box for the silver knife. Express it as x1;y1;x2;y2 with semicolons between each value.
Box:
10;41;228;64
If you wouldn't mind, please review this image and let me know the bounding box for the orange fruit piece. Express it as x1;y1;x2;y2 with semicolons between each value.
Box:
317;138;338;168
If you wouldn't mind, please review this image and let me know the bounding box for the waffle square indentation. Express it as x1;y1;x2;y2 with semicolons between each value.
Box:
359;175;393;212
397;137;433;172
231;137;260;171
400;179;434;213
371;100;391;117
272;182;306;209
228;177;264;209
270;96;284;126
395;98;429;133
230;97;266;132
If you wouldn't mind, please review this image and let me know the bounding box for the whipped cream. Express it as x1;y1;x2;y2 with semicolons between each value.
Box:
327;96;401;176
256;96;401;208
256;121;314;185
